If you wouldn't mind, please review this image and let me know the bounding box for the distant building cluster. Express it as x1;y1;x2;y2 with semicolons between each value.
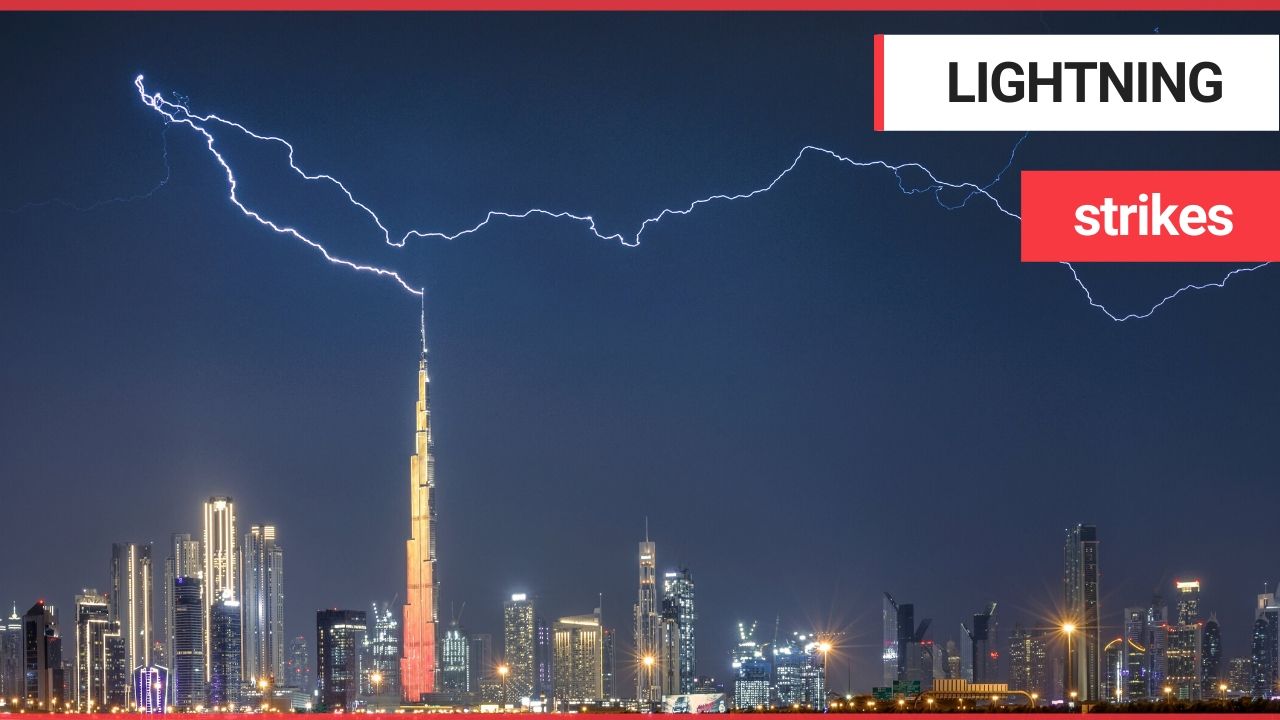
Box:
4;354;1275;715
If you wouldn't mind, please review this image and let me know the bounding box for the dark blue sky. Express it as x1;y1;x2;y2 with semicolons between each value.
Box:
3;11;1279;691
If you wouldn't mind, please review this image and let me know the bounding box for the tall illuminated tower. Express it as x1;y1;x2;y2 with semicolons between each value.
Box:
242;524;284;684
401;348;438;702
110;541;153;700
1063;523;1100;701
203;497;237;682
634;532;659;702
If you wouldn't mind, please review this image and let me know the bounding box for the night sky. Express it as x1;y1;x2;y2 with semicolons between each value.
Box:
3;11;1280;692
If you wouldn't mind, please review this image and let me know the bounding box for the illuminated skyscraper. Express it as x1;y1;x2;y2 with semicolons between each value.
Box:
171;576;205;710
110;541;153;699
203;498;237;599
1122;607;1149;701
503;594;536;700
966;603;998;683
662;569;696;693
73;590;112;712
634;535;659;702
363;602;401;700
440;621;470;693
1063;523;1100;701
241;524;285;684
401;350;438;702
1007;625;1048;698
1176;580;1201;625
601;628;616;698
773;633;825;708
208;592;242;709
552;610;603;703
162;534;200;674
730;621;770;709
317;609;367;711
203;496;237;684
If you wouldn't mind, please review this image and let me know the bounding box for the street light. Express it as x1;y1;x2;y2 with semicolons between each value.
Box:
371;671;383;697
1219;682;1228;700
817;640;832;709
642;655;655;703
498;664;510;707
1163;686;1173;702
1030;693;1039;708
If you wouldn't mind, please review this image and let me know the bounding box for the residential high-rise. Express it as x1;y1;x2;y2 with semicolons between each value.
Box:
1007;625;1048;699
503;594;536;700
1166;580;1204;700
440;621;470;693
203;496;237;684
1228;657;1252;694
208;592;242;709
552;610;603;703
21;601;63;706
316;609;367;711
1063;523;1101;701
401;349;438;703
634;535;660;702
73;590;112;712
162;534;200;676
1102;637;1123;702
662;569;696;693
730;621;770;709
203;498;237;599
1201;616;1222;698
241;524;284;685
0;605;22;698
363;602;401;700
171;576;205;710
110;541;153;698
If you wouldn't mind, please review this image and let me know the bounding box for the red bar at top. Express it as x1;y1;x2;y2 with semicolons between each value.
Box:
6;0;1280;9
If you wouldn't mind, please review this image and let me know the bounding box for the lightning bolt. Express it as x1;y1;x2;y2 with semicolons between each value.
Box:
1;125;173;214
108;75;1270;323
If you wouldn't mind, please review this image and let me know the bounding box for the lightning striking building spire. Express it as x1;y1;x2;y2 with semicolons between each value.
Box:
127;74;1266;324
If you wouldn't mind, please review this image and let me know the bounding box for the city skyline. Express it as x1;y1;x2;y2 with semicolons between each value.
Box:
4;9;1280;700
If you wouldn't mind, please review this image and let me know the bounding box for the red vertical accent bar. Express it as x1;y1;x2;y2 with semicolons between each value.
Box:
873;34;885;132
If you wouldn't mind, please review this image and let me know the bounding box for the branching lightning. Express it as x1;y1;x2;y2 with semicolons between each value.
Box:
48;75;1260;324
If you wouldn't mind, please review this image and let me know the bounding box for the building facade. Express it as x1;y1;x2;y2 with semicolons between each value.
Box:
1063;523;1101;701
21;601;63;706
162;533;200;674
662;569;696;693
317;609;367;711
440;621;470;694
110;540;153;701
634;537;660;702
73;590;113;712
503;594;536;700
241;524;285;685
552;611;603;703
171;576;206;710
208;593;242;709
363;602;401;700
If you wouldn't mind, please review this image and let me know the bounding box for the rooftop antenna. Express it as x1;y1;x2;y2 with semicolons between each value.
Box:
645;516;649;542
419;291;427;357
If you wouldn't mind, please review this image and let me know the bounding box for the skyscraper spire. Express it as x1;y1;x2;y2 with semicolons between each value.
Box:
402;334;438;702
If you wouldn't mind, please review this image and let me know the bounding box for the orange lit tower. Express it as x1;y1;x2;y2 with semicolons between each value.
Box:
401;347;438;701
